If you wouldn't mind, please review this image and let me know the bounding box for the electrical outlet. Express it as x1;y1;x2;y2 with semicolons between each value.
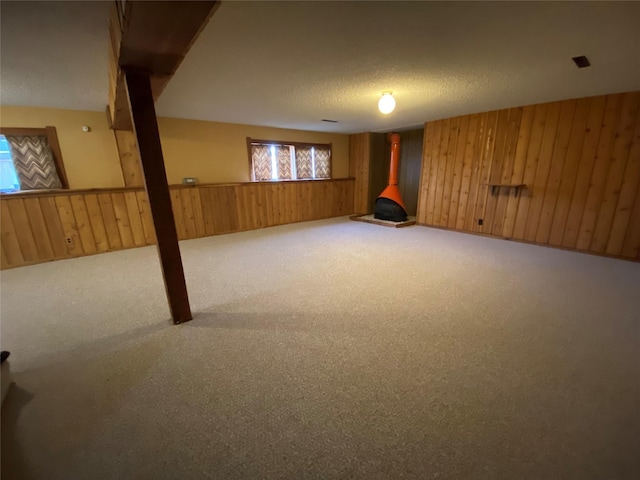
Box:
182;177;197;185
65;237;73;245
478;219;483;226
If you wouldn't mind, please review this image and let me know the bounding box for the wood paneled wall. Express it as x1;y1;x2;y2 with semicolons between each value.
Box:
349;130;424;216
368;133;389;214
349;133;371;214
417;91;640;260
397;129;424;216
0;179;354;269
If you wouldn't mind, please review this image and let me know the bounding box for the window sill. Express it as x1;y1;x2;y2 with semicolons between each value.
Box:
0;179;356;199
1;188;68;195
253;178;332;183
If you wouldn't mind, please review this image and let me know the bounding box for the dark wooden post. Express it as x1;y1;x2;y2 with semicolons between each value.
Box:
124;71;192;324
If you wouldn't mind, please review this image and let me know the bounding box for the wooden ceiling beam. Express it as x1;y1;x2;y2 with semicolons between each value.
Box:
107;0;220;130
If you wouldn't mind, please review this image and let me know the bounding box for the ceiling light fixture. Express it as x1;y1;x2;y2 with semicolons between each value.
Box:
378;92;396;114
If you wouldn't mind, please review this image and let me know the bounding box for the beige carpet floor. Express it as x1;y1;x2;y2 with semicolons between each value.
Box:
1;217;639;479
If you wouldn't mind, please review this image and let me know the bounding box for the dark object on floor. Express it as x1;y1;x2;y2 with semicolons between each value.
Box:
1;351;9;364
374;133;408;222
375;197;408;222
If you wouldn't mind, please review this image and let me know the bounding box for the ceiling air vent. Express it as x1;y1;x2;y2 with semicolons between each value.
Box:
572;56;591;68
322;119;338;123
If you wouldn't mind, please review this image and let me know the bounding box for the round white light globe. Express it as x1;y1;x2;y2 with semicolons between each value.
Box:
378;93;396;114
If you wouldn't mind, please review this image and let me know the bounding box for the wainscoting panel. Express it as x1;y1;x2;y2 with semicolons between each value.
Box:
0;178;354;269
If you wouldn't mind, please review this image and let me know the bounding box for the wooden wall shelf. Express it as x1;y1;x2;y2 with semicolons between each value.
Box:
484;183;526;196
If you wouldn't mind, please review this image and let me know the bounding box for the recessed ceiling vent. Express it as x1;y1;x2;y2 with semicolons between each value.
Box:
322;119;338;123
572;55;591;68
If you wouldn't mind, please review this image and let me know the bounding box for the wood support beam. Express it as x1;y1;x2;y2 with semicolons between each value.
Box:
114;129;143;187
108;0;220;130
106;1;219;323
125;71;191;324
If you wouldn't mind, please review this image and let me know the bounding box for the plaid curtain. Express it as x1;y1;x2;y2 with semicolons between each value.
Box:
276;146;292;180
5;135;62;190
314;147;331;179
251;144;272;181
295;147;313;179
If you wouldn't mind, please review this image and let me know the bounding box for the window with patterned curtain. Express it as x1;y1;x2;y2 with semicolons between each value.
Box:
251;144;272;181
295;147;313;179
314;147;331;179
249;139;331;182
275;145;293;180
0;127;68;192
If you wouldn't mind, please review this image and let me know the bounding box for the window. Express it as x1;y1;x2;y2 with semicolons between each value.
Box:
0;127;68;192
248;138;331;182
0;136;20;193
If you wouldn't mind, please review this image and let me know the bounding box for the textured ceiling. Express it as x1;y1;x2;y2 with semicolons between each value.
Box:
1;1;639;134
0;1;110;112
